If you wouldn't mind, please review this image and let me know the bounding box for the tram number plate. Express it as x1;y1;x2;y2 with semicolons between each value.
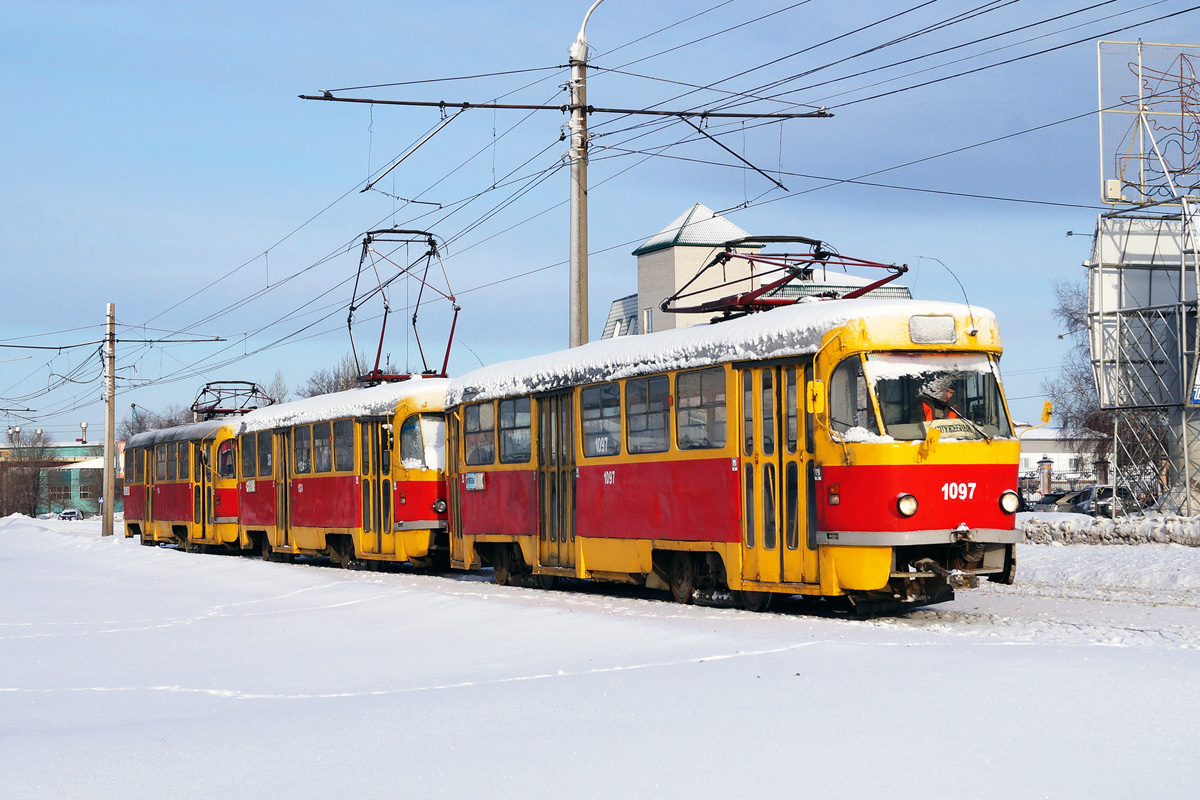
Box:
940;482;976;500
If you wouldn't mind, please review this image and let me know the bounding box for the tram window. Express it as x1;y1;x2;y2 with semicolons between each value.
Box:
761;371;776;456
123;449;134;484
762;464;777;549
804;363;815;455
313;422;333;473
361;425;371;474
294;425;312;474
333;420;354;472
785;367;798;454
217;440;235;479
179;443;191;481
400;415;425;468
155;445;166;481
742;369;754;455
744;468;755;548
829;356;880;436
581;383;621;457
257;431;273;477
676;367;726;450
240;435;256;478
464;402;496;466
137;448;145;483
193;444;201;480
625;376;669;454
785;461;799;550
166;444;178;481
866;353;1014;441
499;398;532;463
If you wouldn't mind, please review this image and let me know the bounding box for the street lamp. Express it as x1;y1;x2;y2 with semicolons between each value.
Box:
568;0;606;348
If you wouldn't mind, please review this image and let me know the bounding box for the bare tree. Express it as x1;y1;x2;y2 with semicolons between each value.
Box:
1041;279;1113;461
265;369;289;404
0;430;56;517
298;353;363;398
119;404;193;440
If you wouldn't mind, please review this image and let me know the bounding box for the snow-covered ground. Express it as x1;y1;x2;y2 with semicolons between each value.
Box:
3;515;1199;799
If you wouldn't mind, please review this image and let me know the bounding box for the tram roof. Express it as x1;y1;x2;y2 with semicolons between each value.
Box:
448;298;995;405
126;419;232;449
237;376;450;434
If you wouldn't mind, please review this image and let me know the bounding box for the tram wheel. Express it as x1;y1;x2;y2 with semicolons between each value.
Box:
260;536;282;563
734;590;773;613
669;552;696;605
493;546;513;586
535;573;560;591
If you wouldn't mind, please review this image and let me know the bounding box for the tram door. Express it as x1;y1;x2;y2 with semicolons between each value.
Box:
360;421;394;556
740;364;817;586
274;430;292;549
537;392;575;569
195;442;210;541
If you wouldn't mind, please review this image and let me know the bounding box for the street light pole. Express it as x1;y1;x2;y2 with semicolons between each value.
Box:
568;0;605;348
102;303;115;537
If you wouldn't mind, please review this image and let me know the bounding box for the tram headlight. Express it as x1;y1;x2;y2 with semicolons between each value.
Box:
998;490;1021;515
432;499;448;514
896;493;918;517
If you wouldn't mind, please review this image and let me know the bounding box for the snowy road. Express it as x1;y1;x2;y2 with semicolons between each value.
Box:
2;516;1198;798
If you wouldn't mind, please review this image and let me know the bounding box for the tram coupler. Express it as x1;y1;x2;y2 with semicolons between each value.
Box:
912;558;979;590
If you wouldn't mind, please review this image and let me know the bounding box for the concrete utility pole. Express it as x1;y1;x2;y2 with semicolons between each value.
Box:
568;0;605;348
102;303;115;537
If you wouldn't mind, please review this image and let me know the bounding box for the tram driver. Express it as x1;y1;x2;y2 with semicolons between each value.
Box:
913;377;960;423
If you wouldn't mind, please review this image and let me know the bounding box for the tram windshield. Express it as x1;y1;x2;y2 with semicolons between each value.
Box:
399;413;447;471
830;353;1013;441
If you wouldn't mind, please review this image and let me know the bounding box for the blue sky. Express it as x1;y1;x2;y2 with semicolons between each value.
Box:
2;0;1196;438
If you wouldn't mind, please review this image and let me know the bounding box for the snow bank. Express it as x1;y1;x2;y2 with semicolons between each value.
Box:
1019;511;1200;546
449;299;997;405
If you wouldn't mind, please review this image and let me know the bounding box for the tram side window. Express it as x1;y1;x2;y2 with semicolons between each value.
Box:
179;443;190;481
137;448;145;483
240;435;256;479
499;398;532;464
625;376;669;454
294;425;312;474
464;402;496;466
829;356;880;436
677;367;727;450
123;450;134;484
581;383;621;457
333;420;354;472
313;422;333;473
257;431;273;477
217;440;235;478
155;445;167;481
166;443;178;481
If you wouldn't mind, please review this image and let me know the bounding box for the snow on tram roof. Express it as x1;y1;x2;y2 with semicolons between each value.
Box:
448;299;994;405
237;377;450;433
126;419;231;449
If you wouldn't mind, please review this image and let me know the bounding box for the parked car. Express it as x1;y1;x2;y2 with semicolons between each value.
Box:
58;509;84;521
1031;490;1085;514
1070;486;1138;518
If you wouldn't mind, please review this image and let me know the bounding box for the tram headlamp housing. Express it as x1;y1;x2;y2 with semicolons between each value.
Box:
896;493;918;517
433;499;448;514
998;490;1021;515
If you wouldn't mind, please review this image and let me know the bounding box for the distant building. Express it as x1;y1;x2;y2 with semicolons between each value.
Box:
603;203;910;338
0;439;123;517
1014;426;1107;496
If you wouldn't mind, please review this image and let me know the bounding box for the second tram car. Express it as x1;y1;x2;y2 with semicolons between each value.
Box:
446;298;1020;611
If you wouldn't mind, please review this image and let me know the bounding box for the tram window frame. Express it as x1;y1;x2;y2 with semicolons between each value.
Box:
312;421;333;473
625;376;670;455
216;439;235;479
829;355;881;436
240;434;256;479
155;445;166;481
256;431;273;477
294;425;312;474
166;443;178;481
333;420;354;472
676;367;727;451
464;402;496;466
499;397;532;464
581;382;622;458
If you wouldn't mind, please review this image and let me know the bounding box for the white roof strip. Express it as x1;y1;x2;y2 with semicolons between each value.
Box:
448;299;995;405
237;377;450;434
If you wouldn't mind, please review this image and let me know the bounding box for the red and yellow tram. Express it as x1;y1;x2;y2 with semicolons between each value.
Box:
446;298;1020;611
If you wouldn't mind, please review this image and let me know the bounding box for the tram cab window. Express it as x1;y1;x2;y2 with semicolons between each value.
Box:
866;353;1013;441
217;439;236;478
829;356;880;437
581;383;621;457
257;431;273;477
294;425;312;474
402;413;448;470
333;420;354;472
240;435;256;479
625;376;669;454
464;403;496;466
676;367;726;450
499;399;532;464
312;422;333;473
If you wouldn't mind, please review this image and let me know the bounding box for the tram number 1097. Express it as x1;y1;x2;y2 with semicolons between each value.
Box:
941;482;977;500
